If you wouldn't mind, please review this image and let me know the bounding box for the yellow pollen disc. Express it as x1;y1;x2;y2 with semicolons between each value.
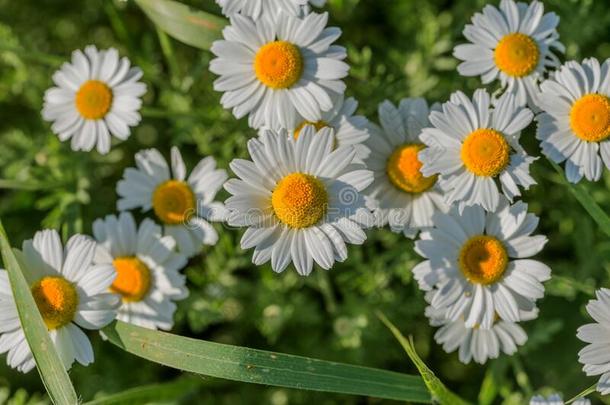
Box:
271;173;328;228
386;144;437;193
458;235;508;285
254;41;303;89
494;33;539;77
570;93;610;142
111;257;152;302
31;276;78;330
152;180;196;225
461;129;510;177
75;80;113;119
293;120;329;140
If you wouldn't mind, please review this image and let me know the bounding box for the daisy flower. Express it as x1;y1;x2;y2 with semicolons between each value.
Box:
425;298;532;365
530;394;590;405
93;212;188;330
117;147;228;258
276;96;370;163
413;199;550;329
577;288;610;395
363;98;448;238
210;11;349;130
537;58;610;183
419;89;536;212
453;0;564;107
0;230;119;373
216;0;326;19
42;45;146;154
224;126;373;275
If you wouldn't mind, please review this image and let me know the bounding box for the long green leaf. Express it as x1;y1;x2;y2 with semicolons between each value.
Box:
549;160;610;238
85;377;201;405
135;0;226;50
0;220;78;405
102;320;431;403
377;312;471;405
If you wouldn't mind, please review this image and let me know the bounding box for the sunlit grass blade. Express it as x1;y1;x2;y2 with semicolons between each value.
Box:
549;160;610;238
135;0;226;50
84;377;202;405
102;320;432;403
377;311;472;405
0;220;78;405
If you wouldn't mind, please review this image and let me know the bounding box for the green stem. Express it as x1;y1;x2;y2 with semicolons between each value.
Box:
0;44;63;67
510;356;532;397
141;107;203;119
316;271;337;314
0;179;57;191
156;28;180;84
565;383;597;404
548;159;610;239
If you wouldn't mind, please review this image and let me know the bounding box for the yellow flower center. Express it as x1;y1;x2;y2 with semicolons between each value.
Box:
111;257;152;302
271;173;328;228
494;33;539;77
458;235;508;285
254;41;303;89
386;144;437;193
293;120;329;140
75;80;113;119
152;180;196;225
570;94;610;142
461;129;510;177
31;276;78;330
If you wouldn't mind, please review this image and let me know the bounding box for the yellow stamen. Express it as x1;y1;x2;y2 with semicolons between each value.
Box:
75;80;113;119
254;41;303;89
494;33;539;77
459;235;508;285
31;276;78;330
386;144;437;193
152;180;196;225
570;93;610;142
461;129;510;177
111;257;152;302
271;173;328;228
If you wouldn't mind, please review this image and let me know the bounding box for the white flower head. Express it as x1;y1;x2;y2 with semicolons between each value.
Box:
419;89;536;212
363;98;449;238
117;147;228;258
425;297;532;365
210;12;349;130
93;212;188;331
413;199;550;329
0;230;119;373
216;0;326;19
577;288;610;396
224;126;374;276
530;394;590;405
537;58;610;183
42;45;146;154
454;0;564;107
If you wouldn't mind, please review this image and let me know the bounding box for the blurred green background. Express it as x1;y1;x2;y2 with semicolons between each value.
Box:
1;0;610;403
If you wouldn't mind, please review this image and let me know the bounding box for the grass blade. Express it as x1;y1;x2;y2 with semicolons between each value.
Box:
377;311;471;405
549;160;610;238
84;377;201;405
102;320;431;403
135;0;226;50
0;220;78;405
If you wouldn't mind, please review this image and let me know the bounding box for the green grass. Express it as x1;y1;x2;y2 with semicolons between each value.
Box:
1;0;610;403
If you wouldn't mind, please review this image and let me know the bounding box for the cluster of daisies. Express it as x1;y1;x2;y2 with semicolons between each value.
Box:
1;0;608;401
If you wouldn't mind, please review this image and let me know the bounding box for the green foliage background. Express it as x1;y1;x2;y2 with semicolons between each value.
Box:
1;0;610;403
